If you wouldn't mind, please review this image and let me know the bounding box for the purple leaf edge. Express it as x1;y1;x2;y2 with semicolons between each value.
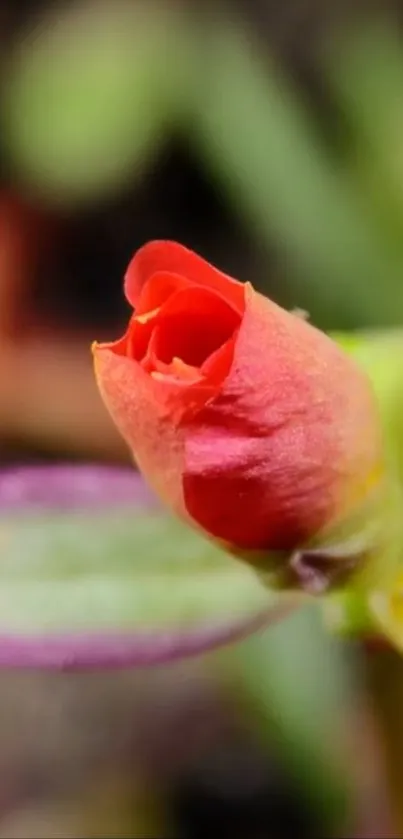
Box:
0;464;290;670
0;610;290;672
0;463;156;511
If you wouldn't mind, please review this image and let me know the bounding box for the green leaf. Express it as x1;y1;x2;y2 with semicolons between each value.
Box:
323;22;403;239
190;20;403;328
336;330;403;483
325;330;403;644
2;4;186;204
0;506;292;639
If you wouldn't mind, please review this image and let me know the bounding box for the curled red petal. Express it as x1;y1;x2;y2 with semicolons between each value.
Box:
134;269;191;317
150;285;241;369
124;241;245;314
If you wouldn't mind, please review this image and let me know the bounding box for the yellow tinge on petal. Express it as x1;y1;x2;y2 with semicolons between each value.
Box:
135;307;160;324
370;570;403;651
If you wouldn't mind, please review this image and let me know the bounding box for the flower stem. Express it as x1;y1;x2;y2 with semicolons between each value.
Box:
364;645;403;837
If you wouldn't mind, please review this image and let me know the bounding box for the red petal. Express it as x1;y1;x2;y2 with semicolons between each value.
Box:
125;241;245;314
201;331;239;387
94;336;221;424
93;344;187;511
151;286;241;369
183;285;381;551
135;270;191;317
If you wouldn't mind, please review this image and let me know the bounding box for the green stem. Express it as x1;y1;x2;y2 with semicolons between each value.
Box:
364;646;403;837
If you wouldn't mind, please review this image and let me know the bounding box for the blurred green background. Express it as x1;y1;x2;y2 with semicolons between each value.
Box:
2;0;403;836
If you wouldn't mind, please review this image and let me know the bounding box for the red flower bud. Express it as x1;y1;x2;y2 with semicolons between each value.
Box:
93;241;383;566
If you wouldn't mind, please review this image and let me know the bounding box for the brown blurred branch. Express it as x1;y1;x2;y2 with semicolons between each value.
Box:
364;647;403;839
0;192;128;461
1;329;129;461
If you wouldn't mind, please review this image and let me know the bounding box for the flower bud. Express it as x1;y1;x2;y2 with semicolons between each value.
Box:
93;241;386;592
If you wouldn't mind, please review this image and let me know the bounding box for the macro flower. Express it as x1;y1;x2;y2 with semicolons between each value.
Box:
93;241;384;588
